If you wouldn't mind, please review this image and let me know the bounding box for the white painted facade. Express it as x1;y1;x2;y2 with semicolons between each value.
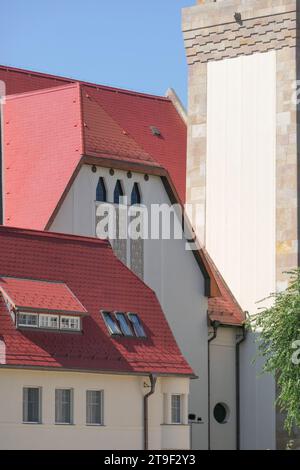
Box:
0;368;189;450
50;164;238;449
206;51;276;316
205;52;277;449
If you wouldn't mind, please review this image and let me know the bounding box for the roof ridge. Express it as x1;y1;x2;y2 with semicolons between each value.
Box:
4;82;78;100
0;64;170;102
0;225;110;247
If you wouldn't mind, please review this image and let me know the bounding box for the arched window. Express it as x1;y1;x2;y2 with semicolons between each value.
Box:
114;180;124;204
96;177;107;202
131;183;141;205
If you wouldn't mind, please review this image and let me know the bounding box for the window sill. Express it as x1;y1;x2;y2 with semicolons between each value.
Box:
85;423;105;427
55;422;74;426
22;421;42;425
161;423;189;427
17;326;82;335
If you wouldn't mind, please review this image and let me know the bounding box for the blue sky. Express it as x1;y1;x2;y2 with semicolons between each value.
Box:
1;0;193;105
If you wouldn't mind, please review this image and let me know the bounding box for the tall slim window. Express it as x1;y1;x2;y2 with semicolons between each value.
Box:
131;183;141;205
114;180;124;204
55;389;73;424
23;387;41;423
86;390;103;425
96;177;107;202
171;394;182;424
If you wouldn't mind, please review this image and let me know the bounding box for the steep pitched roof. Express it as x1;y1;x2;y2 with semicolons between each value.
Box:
0;226;193;375
0;65;71;95
1;65;244;326
1;65;186;203
205;250;245;326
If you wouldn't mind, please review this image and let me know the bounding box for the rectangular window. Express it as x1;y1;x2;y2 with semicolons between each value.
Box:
128;313;146;338
55;389;73;424
39;314;59;329
86;390;103;425
171;395;182;424
17;313;38;328
60;316;81;331
115;312;133;336
23;387;41;423
102;311;122;335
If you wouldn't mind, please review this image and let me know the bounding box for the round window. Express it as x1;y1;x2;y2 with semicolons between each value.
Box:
213;403;230;424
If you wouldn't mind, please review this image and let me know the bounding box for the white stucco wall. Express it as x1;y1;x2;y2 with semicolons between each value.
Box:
210;327;237;450
206;51;276;316
51;165;213;449
206;51;277;450
0;368;190;450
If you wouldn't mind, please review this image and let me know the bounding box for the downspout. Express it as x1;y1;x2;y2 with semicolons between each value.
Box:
144;374;157;450
236;324;246;450
207;320;220;450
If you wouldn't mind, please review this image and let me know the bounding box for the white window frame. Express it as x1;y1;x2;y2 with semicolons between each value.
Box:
171;394;182;425
86;390;104;426
55;388;74;425
17;312;38;328
22;387;42;424
39;314;59;329
60;316;81;331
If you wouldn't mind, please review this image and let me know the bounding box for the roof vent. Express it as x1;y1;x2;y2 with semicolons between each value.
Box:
150;126;161;137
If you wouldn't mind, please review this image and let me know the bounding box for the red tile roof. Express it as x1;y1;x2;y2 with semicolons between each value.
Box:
4;84;83;230
0;226;194;376
0;65;244;327
205;250;245;326
0;65;71;95
1;65;186;207
0;277;87;316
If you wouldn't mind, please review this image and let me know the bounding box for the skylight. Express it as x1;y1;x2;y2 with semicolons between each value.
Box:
128;313;146;338
102;311;146;338
115;312;133;336
102;311;122;336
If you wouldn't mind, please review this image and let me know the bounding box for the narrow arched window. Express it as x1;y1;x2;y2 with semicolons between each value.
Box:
131;183;141;205
114;180;124;204
96;177;107;202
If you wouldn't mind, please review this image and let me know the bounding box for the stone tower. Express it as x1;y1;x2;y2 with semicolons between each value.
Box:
183;0;299;449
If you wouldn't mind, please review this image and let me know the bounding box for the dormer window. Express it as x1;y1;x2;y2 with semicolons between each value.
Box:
39;314;59;329
16;312;81;332
60;316;81;331
0;276;88;334
96;177;107;202
128;313;146;338
17;313;38;328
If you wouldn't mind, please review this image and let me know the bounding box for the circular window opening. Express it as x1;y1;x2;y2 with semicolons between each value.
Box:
213;403;230;424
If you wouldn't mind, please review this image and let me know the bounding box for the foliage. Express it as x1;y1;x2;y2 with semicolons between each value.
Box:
249;269;300;433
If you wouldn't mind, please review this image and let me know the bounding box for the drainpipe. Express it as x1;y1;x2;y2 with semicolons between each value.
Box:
144;374;157;450
236;324;247;450
207;319;220;450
